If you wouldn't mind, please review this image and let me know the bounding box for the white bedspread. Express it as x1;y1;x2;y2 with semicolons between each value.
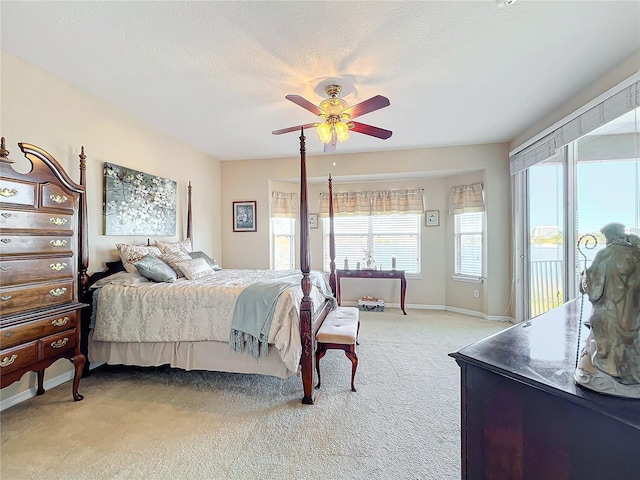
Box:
92;269;333;372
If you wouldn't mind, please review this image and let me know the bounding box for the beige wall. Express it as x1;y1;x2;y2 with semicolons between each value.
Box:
1;52;222;401
221;143;512;319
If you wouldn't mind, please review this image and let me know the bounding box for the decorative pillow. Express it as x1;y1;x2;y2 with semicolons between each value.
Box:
159;251;192;278
116;244;162;273
154;239;193;255
91;271;151;289
175;257;215;280
135;255;178;283
189;251;222;271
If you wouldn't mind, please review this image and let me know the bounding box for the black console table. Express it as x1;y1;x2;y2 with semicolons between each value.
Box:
450;298;640;479
336;269;407;315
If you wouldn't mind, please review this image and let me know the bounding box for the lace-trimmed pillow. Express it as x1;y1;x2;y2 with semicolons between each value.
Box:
175;257;215;280
158;251;191;278
154;239;193;255
116;244;162;273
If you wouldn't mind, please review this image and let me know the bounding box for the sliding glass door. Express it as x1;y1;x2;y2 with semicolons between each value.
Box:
518;106;639;321
527;156;565;317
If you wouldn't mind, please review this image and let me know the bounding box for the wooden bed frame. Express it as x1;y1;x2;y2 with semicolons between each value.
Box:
85;128;336;405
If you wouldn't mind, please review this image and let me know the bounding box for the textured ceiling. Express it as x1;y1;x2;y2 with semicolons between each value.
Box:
1;1;639;161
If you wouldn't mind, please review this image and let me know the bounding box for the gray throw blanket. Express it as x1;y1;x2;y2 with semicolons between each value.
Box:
229;272;336;360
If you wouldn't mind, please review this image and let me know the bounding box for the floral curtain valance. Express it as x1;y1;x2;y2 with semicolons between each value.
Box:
448;182;485;215
271;191;298;218
319;189;423;217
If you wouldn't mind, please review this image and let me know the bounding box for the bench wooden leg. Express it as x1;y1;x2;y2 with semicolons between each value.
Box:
315;344;328;389
345;348;358;392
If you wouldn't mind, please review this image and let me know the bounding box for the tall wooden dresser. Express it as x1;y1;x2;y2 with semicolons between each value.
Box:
0;138;88;401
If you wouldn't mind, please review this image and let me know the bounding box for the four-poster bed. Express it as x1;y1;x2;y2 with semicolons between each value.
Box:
87;128;337;404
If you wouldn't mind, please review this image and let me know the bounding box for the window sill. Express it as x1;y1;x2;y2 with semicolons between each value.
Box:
452;275;484;284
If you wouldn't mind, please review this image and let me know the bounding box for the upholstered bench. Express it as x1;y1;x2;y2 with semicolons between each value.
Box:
315;306;360;392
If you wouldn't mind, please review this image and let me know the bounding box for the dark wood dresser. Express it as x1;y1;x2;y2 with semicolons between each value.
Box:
450;298;640;479
0;138;88;401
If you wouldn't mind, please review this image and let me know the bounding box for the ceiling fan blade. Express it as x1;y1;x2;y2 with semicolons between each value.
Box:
344;95;390;119
323;131;337;153
272;123;316;135
285;95;325;116
350;122;393;140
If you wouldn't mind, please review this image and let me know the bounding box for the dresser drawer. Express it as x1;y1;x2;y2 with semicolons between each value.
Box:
0;341;38;376
0;280;74;316
0;235;73;256
360;270;378;277
0;311;78;350
41;329;77;357
41;184;76;211
0;210;74;232
0;256;73;286
0;178;36;208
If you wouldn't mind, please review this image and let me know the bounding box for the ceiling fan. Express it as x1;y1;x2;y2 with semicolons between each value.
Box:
272;85;392;153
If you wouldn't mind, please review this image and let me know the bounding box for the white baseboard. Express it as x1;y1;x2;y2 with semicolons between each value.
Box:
1;362;104;412
343;300;514;323
1;370;74;412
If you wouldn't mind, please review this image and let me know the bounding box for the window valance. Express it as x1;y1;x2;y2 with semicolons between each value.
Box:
510;78;640;175
449;183;485;215
271;191;298;218
319;189;423;217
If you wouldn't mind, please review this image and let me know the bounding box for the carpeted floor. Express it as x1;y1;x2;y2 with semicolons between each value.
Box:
1;309;508;480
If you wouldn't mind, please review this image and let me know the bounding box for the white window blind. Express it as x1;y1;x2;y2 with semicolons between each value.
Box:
323;214;421;274
454;212;483;278
272;217;295;270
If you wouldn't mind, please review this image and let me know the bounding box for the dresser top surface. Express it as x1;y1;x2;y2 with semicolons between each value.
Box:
451;298;640;428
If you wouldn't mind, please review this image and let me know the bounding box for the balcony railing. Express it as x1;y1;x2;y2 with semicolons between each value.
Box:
530;259;564;317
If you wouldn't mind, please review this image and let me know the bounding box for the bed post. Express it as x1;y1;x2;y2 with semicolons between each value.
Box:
186;181;193;240
298;127;315;405
78;147;89;296
328;174;336;296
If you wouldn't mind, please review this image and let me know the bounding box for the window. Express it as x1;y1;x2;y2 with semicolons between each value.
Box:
454;212;483;278
272;217;295;270
511;78;640;321
323;214;421;274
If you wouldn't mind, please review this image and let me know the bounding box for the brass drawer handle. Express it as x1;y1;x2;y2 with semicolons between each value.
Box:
1;265;11;271
50;218;67;226
1;212;11;218
1;295;11;301
0;354;18;367
4;331;15;337
52;316;69;327
49;239;67;247
0;188;18;198
49;262;67;271
50;338;68;349
50;194;68;204
49;288;67;297
1;238;10;244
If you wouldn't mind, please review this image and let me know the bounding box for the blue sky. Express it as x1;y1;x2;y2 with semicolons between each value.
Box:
529;160;639;235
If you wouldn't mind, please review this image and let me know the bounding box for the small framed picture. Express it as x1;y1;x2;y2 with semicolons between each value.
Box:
425;210;439;227
309;213;318;229
233;201;257;232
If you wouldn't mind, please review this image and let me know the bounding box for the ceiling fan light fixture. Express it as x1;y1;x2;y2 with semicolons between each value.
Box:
317;122;333;143
319;97;348;116
334;121;350;142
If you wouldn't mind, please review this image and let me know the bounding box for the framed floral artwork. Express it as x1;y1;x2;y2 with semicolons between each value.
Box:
233;201;257;232
103;162;177;235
